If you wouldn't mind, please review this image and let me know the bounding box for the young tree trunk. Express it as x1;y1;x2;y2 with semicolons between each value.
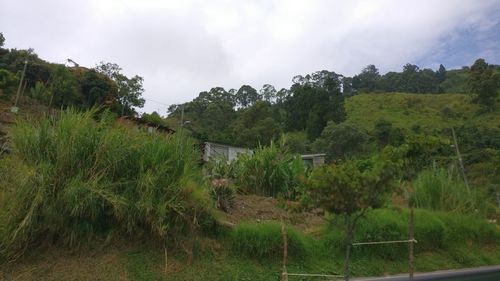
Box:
344;214;353;281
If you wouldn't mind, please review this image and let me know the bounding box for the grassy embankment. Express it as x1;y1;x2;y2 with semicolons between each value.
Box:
2;209;499;281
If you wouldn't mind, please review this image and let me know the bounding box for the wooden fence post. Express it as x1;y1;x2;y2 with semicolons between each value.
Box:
409;207;415;280
164;238;168;276
281;217;288;281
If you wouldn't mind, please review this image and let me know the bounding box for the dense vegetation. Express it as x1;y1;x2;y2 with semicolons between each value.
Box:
1;32;499;280
0;35;144;116
0;110;213;261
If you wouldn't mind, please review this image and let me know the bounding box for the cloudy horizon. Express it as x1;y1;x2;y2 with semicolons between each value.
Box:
1;0;499;114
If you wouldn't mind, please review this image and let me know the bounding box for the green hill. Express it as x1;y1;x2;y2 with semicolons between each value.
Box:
346;93;500;131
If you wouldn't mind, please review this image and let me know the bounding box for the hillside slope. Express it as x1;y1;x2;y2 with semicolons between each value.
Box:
346;93;499;131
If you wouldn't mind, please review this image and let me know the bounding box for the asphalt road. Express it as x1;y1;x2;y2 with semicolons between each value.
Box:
352;265;500;281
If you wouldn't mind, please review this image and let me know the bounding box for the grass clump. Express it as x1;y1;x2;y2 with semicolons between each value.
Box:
234;141;306;199
0;109;213;261
230;222;308;260
410;165;491;215
209;180;236;213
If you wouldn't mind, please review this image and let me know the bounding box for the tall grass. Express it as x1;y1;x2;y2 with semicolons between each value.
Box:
0;109;212;260
233;140;306;199
410;165;491;215
204;155;237;180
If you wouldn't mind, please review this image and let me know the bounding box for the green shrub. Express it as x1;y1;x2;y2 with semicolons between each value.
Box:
234;141;306;199
0;109;213;260
230;223;307;260
209;180;235;212
0;69;18;100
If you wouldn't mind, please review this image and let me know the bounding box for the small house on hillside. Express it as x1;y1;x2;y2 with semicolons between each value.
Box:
203;142;252;162
301;153;326;168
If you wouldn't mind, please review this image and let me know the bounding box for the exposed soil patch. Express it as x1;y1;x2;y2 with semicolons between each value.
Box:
224;194;326;234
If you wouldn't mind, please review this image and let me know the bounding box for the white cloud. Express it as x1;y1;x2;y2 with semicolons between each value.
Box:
1;0;499;113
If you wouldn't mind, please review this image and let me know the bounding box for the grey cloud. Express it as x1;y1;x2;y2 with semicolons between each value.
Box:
1;0;499;113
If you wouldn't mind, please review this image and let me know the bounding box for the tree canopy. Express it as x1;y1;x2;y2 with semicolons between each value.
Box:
467;58;500;111
0;33;5;48
95;62;145;115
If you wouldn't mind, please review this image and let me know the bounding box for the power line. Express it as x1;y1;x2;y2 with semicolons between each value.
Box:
143;98;171;106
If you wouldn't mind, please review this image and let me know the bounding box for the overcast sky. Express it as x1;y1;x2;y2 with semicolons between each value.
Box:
1;0;499;114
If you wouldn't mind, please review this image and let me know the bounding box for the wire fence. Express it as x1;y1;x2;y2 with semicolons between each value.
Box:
280;208;416;281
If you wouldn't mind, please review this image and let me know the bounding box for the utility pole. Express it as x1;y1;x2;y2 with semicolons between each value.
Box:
12;60;28;112
180;104;185;128
409;207;415;280
451;127;470;192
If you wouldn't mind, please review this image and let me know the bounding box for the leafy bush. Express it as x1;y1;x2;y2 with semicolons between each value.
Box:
282;131;310;154
0;110;213;260
209;179;235;212
29;81;50;103
234;141;306;199
230;222;307;260
399;134;453;179
0;69;18;100
312;121;370;162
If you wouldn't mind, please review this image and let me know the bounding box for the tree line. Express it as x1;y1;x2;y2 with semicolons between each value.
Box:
166;60;498;149
0;33;144;116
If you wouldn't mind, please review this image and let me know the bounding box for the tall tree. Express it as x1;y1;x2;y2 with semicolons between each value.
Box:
231;101;280;147
260;84;277;103
436;64;447;83
352;64;381;92
236;85;261;108
284;70;345;140
341;77;355;96
48;65;81;108
401;63;420;92
418;68;440;93
467;58;500;112
95;62;145;115
80;70;117;108
181;87;237;143
0;32;5;48
379;71;403;92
